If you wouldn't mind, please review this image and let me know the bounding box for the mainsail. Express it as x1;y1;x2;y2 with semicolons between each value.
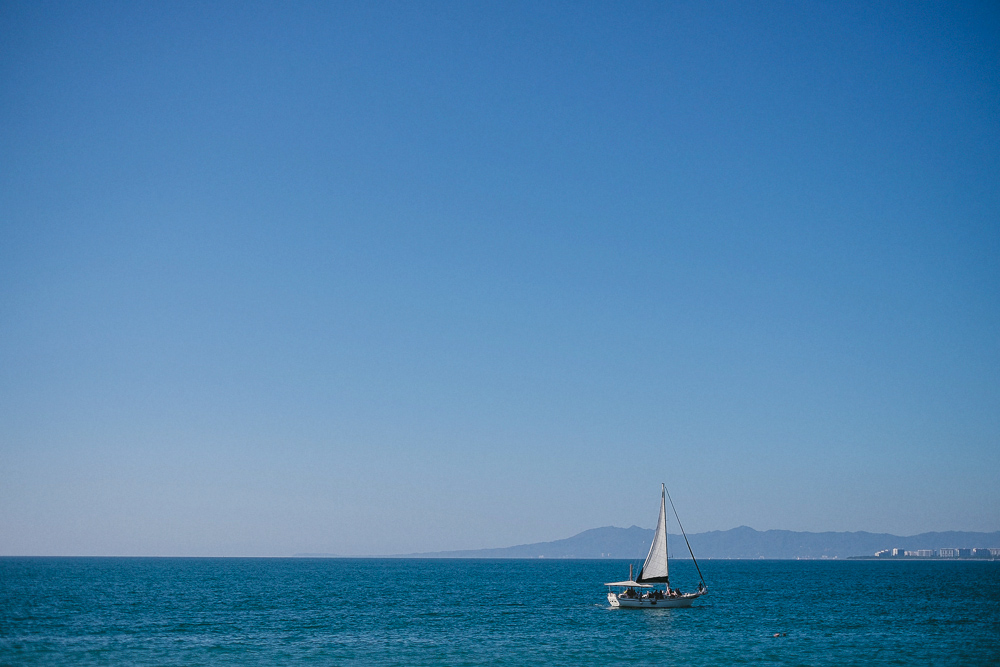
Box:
636;483;669;583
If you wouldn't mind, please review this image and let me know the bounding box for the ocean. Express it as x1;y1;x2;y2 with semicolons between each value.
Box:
1;557;998;665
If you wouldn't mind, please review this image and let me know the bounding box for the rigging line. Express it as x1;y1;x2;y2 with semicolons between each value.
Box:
664;485;705;586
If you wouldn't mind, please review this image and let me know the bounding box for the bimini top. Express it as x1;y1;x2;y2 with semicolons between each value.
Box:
604;580;653;588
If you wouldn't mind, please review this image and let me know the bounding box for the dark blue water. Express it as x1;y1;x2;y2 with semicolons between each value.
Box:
2;558;998;665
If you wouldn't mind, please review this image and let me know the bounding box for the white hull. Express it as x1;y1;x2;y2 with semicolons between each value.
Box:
608;591;702;608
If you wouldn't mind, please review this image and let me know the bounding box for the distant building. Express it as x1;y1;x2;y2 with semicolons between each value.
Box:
892;548;904;557
990;548;1000;558
939;548;958;558
876;549;891;558
913;550;933;557
958;548;973;558
973;548;992;558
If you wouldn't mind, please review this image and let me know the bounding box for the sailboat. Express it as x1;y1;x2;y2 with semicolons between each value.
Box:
605;483;707;608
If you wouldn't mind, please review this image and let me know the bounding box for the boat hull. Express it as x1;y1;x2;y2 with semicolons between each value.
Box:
608;592;702;608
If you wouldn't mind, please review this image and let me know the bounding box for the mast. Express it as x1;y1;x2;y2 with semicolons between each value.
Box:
664;483;669;567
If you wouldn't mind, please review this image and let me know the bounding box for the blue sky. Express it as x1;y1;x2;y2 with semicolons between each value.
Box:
1;1;998;556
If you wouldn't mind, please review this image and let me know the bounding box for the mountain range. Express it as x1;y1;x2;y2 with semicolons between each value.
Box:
388;526;1000;560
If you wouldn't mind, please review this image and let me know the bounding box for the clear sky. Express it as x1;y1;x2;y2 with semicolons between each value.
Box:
1;1;998;557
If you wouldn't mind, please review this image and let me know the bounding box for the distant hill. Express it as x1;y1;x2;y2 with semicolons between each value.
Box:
395;526;653;559
393;526;1000;560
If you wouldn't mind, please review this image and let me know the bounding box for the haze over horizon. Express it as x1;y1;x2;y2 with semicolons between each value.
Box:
2;1;998;557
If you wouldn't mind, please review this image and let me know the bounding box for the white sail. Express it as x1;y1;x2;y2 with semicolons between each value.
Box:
638;484;669;582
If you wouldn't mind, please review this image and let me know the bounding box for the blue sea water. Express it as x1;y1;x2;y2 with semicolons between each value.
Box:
1;557;998;665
